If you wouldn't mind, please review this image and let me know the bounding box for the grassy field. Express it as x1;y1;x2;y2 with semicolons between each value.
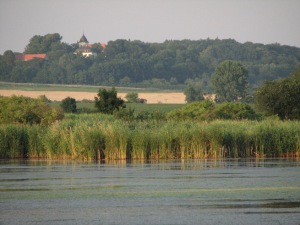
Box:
0;82;182;93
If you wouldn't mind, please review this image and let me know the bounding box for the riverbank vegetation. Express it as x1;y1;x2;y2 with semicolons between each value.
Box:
0;95;63;125
1;66;300;160
1;113;300;160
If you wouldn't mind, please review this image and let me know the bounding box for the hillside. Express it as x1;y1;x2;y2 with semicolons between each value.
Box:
0;33;299;92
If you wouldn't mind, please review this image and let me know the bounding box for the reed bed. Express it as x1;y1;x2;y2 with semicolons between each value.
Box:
1;115;300;160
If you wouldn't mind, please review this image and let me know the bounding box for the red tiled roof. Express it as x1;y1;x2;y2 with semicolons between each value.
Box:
23;54;46;61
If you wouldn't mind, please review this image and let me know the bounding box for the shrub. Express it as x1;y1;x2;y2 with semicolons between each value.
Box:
167;100;215;121
136;110;166;121
113;107;135;121
125;92;138;103
94;87;125;114
0;95;64;125
167;101;261;121
214;102;261;120
60;97;77;113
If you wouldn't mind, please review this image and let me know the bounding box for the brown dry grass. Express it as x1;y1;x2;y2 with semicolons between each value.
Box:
0;90;186;104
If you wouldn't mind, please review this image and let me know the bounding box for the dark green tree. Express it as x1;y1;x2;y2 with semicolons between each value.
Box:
254;71;300;120
0;54;13;81
3;50;15;66
60;97;77;113
94;87;125;114
211;60;249;102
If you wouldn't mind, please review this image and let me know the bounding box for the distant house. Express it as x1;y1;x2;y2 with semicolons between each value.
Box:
15;53;47;61
74;34;106;57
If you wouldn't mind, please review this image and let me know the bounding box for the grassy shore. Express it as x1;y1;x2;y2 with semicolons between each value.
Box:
1;114;299;160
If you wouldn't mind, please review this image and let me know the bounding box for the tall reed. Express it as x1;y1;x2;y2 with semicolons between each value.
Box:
27;125;46;158
131;129;147;159
0;125;28;158
1;114;300;160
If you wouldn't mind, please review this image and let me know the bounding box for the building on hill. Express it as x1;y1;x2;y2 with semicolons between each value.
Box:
75;34;94;57
15;53;47;61
75;34;106;57
14;34;106;60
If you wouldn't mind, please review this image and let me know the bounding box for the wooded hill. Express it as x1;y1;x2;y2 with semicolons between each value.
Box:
1;33;299;91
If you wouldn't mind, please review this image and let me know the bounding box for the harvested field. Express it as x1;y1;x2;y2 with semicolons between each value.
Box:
0;90;186;104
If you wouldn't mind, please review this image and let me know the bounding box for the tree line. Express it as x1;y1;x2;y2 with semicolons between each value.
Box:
0;33;299;92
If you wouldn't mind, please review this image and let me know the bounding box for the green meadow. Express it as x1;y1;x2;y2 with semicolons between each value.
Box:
0;82;181;93
69;102;183;113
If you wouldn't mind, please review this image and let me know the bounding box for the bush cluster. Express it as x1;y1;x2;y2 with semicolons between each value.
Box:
0;95;63;126
166;101;261;121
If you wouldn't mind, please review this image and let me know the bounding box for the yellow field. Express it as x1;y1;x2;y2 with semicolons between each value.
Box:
0;90;186;104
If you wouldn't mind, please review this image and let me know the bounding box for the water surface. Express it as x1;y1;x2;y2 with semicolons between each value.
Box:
1;158;300;225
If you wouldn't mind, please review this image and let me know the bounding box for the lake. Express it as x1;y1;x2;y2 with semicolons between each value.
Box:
1;159;300;225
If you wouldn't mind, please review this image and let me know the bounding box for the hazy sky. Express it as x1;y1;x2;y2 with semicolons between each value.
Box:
0;0;299;54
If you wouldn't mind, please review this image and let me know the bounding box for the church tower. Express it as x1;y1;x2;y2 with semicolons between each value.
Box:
79;33;89;47
75;33;106;57
75;33;94;57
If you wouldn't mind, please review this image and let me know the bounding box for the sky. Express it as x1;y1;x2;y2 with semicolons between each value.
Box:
0;0;300;54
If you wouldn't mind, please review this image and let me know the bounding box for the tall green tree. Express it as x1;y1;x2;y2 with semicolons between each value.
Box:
211;60;249;102
94;87;125;114
254;69;300;120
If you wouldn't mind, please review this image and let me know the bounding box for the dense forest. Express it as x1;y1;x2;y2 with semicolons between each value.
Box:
0;33;299;92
